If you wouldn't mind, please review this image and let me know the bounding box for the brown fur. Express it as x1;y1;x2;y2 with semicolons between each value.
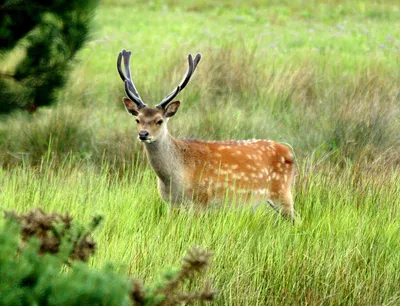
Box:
124;103;296;219
175;139;296;218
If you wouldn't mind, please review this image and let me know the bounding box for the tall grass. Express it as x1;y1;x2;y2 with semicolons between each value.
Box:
1;0;400;304
1;43;399;168
0;158;399;304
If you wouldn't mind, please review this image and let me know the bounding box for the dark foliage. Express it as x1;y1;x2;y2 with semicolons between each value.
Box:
0;0;98;114
4;208;101;262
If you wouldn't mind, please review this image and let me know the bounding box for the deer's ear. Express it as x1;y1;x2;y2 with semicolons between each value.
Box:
165;101;180;118
123;97;139;116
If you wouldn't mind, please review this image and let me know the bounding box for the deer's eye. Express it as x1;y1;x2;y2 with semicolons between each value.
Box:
156;119;163;125
135;119;140;124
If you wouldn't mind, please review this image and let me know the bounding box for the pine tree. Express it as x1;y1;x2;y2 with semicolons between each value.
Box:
0;0;98;114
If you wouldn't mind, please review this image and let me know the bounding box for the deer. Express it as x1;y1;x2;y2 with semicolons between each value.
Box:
117;49;297;219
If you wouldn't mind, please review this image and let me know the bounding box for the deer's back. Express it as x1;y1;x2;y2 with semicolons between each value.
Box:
176;139;295;205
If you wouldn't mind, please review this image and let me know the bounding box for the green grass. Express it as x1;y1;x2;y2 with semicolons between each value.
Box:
1;0;400;304
0;160;399;304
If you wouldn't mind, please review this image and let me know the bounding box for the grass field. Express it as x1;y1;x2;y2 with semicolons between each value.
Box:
1;0;400;304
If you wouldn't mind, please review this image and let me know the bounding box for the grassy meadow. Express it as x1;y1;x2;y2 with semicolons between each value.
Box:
1;0;400;304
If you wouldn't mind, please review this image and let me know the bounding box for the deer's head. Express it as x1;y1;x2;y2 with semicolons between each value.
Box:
117;50;201;143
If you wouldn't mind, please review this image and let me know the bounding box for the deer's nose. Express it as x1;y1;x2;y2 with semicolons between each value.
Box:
138;130;149;140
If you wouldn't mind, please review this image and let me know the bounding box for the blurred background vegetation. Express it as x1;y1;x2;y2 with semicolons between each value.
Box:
0;0;399;171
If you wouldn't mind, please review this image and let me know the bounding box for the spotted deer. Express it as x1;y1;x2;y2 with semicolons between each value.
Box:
117;49;297;219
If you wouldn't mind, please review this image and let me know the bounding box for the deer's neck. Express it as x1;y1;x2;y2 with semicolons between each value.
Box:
143;133;183;186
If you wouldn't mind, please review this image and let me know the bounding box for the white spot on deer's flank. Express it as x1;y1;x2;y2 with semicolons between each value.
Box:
219;169;228;176
256;189;267;195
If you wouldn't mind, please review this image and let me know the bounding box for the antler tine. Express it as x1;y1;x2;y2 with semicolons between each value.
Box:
124;80;144;108
122;50;141;98
193;53;201;69
117;52;125;81
177;54;194;90
117;49;146;108
156;53;201;109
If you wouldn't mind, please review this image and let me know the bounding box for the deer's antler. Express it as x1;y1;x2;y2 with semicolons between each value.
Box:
156;53;201;109
117;50;146;109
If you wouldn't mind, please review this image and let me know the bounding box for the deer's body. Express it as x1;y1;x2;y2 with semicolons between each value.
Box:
117;50;297;219
144;135;295;216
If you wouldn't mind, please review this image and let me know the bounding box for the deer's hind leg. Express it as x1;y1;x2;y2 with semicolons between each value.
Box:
267;173;297;220
268;191;296;220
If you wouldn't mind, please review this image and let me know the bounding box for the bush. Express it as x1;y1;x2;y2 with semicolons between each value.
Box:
0;209;215;305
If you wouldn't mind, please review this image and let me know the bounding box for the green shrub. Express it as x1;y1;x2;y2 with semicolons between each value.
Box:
0;209;215;305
